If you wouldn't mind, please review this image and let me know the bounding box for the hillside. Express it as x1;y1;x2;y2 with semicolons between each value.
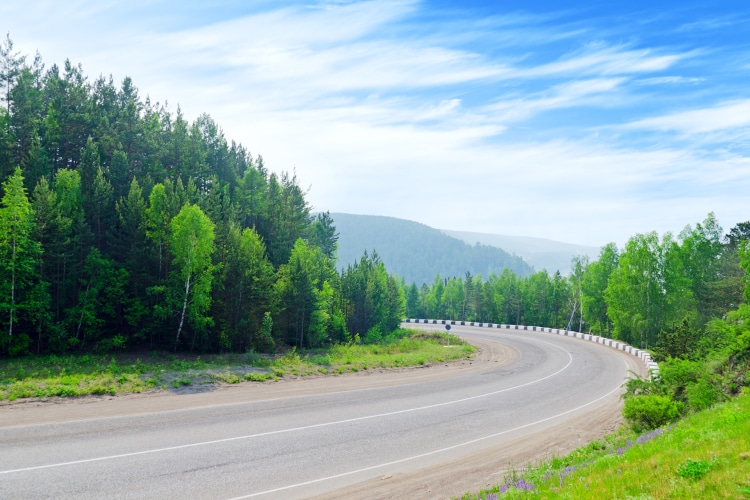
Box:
331;213;534;285
465;391;750;498
443;229;601;274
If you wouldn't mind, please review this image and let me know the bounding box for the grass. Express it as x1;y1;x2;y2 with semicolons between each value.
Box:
0;330;474;402
461;389;750;499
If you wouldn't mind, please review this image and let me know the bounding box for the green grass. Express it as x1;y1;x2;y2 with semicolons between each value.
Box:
0;330;474;401
461;389;750;499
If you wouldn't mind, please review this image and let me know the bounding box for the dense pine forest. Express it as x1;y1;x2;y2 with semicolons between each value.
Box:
0;38;404;355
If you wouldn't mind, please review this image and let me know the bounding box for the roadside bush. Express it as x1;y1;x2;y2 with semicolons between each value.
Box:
686;378;724;411
623;394;682;432
364;325;383;344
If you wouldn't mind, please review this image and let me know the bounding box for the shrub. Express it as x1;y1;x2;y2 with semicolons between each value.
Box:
686;378;724;411
244;372;270;382
623;394;682;432
364;325;383;344
675;458;714;480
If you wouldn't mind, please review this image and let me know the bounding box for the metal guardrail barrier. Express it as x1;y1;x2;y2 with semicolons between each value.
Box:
403;318;659;379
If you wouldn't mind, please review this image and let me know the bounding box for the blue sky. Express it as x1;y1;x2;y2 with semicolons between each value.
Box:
3;0;750;247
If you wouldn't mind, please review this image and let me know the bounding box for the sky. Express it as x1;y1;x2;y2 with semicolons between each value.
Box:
2;0;750;248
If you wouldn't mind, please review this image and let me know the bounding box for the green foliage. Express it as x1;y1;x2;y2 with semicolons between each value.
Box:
685;378;724;411
218;224;275;351
340;251;405;338
256;312;275;353
581;242;618;335
675;457;715;480
605;231;694;347
307;211;339;260
622;394;682;432
275;239;337;348
652;317;702;361
0;167;42;355
364;324;383;344
168;204;215;348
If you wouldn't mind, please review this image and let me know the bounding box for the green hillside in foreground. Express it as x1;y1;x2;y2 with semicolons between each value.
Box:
464;390;750;499
331;213;534;285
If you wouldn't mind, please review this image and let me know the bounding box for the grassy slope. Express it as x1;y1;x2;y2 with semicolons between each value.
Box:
463;390;750;499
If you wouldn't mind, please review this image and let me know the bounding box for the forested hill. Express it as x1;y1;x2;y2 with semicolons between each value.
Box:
331;213;534;286
0;40;405;356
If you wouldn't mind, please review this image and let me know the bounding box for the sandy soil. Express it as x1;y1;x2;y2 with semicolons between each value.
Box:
0;335;645;499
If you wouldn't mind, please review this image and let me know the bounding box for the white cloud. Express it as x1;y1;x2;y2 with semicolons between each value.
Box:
635;76;704;85
627;100;750;134
484;78;625;123
516;44;686;78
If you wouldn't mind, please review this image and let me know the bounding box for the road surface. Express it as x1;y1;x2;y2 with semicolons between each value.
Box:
0;324;644;499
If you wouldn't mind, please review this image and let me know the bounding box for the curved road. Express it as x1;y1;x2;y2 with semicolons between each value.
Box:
0;325;641;499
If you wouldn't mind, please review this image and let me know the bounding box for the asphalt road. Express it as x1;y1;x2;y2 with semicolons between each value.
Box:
0;325;635;499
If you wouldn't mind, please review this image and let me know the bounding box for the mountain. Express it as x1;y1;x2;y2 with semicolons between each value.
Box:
442;230;601;274
331;213;534;285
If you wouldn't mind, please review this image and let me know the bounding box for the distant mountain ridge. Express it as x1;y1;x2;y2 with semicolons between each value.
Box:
442;230;601;274
331;213;534;286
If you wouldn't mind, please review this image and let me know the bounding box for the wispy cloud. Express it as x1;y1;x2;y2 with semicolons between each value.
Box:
515;43;686;78
627;100;750;134
634;76;704;86
677;15;748;32
484;78;626;123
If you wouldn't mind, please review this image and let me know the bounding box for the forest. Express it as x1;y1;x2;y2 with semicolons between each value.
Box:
0;37;404;356
405;212;748;349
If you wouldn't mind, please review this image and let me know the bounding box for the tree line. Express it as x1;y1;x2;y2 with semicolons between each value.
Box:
0;37;404;356
404;212;748;350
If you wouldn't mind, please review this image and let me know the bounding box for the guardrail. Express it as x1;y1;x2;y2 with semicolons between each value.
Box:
403;318;659;379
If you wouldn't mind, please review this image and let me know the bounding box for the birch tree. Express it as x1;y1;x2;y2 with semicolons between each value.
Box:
169;203;215;349
0;167;40;353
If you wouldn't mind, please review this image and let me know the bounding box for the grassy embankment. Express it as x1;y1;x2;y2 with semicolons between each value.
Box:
0;329;473;402
461;389;750;499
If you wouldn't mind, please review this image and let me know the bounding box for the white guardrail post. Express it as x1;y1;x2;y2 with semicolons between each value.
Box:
403;318;659;379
